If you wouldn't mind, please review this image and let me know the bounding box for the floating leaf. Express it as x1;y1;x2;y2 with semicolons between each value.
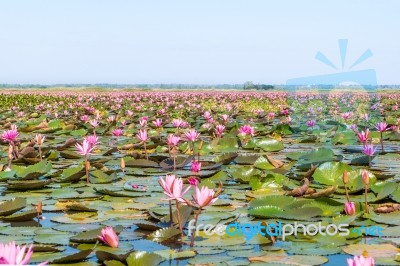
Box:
51;249;93;264
71;225;123;243
313;162;352;185
2;209;37;221
126;251;164;266
7;179;52;190
57;165;85;183
11;160;52;180
0;197;27;216
255;138;284;152
342;244;399;257
147;227;181;243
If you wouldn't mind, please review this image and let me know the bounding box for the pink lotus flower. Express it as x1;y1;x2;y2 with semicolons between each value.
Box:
34;134;46;145
203;111;212;120
167;134;180;147
75;139;94;156
306;119;316;128
347;254;374;266
188;176;199;187
2;129;18;143
84;135;99;147
202;123;212;130
158;174;190;201
180;121;189;128
341;112;353;120
375;122;388;132
172;118;183;128
139;117;148;128
281;109;289;116
215;125;225;138
192;186;218;207
112;129;124;136
221;114;229;124
152;118;163;128
80;115;89;122
357;129;370;143
362;144;376;157
184;129;200;142
107;116;115;123
97;226;119;248
126;110;134;117
344;201;356;216
0;241;47;265
191;160;201;172
238;125;255;136
361;113;369;121
267;112;275;120
136;129;149;142
89;119;99;128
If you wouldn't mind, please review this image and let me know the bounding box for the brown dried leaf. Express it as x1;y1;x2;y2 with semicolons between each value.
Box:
286;178;309;197
304;185;338;198
266;155;284;168
375;203;400;213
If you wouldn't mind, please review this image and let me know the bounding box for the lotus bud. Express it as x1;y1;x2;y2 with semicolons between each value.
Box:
120;158;125;170
362;170;370;185
36;201;43;214
8;145;13;160
344;201;356;216
198;140;203;151
342;170;349;185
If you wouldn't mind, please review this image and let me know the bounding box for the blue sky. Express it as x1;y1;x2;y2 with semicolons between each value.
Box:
0;1;399;84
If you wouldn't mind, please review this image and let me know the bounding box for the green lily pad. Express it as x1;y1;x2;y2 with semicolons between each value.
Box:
11;160;52;179
89;170;120;184
342;243;399;257
1;209;37;221
7;179;52;190
228;166;261;183
313;162;352;185
51;249;93;264
71;225;123;243
147;227;181;243
60;150;82;159
57;165;85;183
126;251;164;266
255;138;284;152
0;197;27;216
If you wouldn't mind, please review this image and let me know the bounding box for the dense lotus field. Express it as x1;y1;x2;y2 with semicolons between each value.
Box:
1;90;400;266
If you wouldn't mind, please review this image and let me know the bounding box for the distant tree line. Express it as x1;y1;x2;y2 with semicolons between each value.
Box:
243;81;274;90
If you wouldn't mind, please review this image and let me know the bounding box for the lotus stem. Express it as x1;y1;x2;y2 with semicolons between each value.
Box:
190;209;202;247
175;199;183;237
144;141;148;160
344;184;350;202
364;185;369;214
380;132;384;154
38;145;42;161
368;155;371;167
7;144;13;168
169;201;173;225
85;158;90;184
